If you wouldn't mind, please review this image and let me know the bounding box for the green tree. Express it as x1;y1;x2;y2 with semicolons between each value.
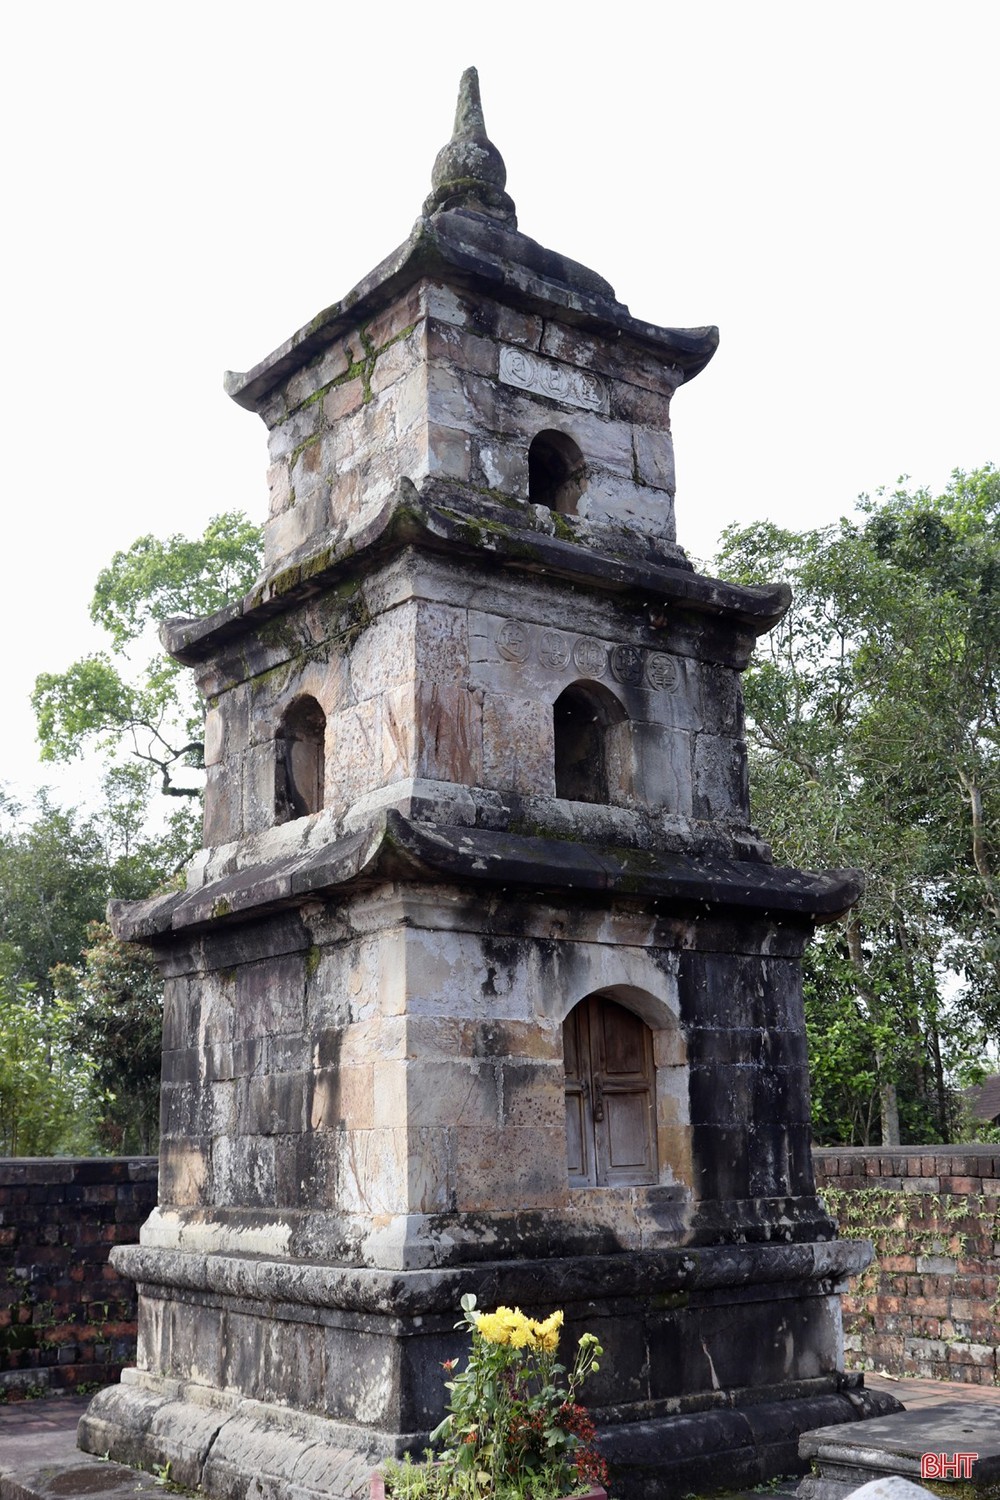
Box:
0;785;186;1000
32;510;261;801
53;922;163;1154
0;791;179;1152
715;465;1000;1144
0;978;98;1155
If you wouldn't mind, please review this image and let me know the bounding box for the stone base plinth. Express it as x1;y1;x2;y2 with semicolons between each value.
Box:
798;1405;1000;1500
79;1240;902;1500
81;1370;902;1500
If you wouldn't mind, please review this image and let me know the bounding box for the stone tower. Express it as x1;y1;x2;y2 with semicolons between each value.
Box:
80;69;899;1500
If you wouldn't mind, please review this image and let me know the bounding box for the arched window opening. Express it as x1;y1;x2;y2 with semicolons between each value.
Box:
528;430;585;514
564;994;657;1188
275;696;326;822
553;682;626;803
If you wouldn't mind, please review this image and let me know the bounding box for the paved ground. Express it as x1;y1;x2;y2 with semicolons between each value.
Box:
0;1394;175;1498
865;1372;1000;1411
1;1378;999;1499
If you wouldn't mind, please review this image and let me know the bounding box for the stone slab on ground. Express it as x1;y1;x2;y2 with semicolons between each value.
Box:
0;1396;188;1500
798;1403;1000;1500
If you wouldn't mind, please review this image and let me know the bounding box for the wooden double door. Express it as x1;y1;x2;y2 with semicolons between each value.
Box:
564;994;657;1187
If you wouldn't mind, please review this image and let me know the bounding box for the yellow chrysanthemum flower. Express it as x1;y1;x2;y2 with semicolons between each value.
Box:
528;1310;563;1352
475;1303;568;1352
474;1312;510;1345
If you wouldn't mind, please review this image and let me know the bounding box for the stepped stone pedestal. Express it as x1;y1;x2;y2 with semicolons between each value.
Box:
80;67;901;1500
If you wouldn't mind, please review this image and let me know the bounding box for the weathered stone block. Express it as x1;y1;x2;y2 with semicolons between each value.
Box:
693;731;750;822
481;692;553;794
426;420;473;481
158;1138;212;1207
203;761;242;846
266;403;321;464
240;1072;307;1135
474;436;529;493
633;425;677;493
608;720;693;815
426;318;497;377
451;1125;568;1209
415;682;483;783
310;1060;374;1131
369;324;423;398
322;374;365;424
211;1135;277;1207
583;471;676;540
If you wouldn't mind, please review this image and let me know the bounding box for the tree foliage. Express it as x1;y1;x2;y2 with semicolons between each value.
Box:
0;791;176;1153
0;979;98;1156
53;923;163;1154
715;465;1000;1144
32;511;261;800
2;514;260;1155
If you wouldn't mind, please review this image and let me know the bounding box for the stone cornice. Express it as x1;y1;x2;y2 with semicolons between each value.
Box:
108;809;862;944
112;1236;871;1313
224;208;718;416
160;480;790;668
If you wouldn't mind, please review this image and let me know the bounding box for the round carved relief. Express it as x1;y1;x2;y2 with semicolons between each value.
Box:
610;644;643;686
538;630;571;669
504;349;531;385
572;636;608;677
645;653;680;692
543;363;570;397
496;620;531;663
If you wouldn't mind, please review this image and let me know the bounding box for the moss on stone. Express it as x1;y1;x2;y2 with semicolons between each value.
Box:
549;510;577;541
288;432;322;472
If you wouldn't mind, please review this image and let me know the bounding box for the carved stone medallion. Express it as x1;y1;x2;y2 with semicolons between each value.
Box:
572;636;607;677
538;630;571;669
645;653;680;692
499;346;608;414
496;620;530;663
610;644;643;686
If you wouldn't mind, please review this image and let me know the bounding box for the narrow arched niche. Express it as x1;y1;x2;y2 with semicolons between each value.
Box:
528;430;585;514
275;696;326;822
553;681;627;803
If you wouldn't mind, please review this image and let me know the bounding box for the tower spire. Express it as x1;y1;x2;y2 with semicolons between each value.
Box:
423;66;517;226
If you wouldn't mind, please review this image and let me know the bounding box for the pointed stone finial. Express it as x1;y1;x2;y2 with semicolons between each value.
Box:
423;67;517;226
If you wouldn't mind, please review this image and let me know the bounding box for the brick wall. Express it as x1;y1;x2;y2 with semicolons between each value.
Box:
814;1147;1000;1386
0;1157;157;1399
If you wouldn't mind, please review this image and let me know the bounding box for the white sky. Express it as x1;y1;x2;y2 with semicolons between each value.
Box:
2;0;997;813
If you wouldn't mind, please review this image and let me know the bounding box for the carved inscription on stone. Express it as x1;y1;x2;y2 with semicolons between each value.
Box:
492;624;680;694
538;630;571;669
499;346;608;414
645;653;679;692
609;645;643;687
572;637;608;677
496;620;530;663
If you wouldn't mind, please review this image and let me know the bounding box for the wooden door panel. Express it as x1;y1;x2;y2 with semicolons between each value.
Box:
564;1005;584;1078
606;1093;654;1173
597;1002;648;1077
565;1090;592;1182
564;994;656;1188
